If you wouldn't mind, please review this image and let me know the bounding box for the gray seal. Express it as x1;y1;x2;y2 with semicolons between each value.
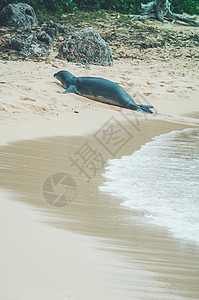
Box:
54;70;153;113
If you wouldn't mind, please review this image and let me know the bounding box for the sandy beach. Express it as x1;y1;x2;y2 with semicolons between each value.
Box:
0;39;199;300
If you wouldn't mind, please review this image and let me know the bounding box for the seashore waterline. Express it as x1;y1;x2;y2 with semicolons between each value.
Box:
0;118;199;299
100;127;199;244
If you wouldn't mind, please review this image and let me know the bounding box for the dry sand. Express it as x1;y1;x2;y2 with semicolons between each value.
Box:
0;56;199;300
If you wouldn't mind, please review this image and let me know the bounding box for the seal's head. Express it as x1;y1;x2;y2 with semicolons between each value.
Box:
54;71;75;89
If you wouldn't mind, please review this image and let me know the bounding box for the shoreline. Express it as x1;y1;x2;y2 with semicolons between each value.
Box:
1;117;199;300
1;58;199;299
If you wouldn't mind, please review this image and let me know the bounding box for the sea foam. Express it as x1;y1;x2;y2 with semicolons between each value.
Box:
100;128;199;244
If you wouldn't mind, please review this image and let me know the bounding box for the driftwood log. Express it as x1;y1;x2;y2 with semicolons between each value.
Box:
129;0;199;25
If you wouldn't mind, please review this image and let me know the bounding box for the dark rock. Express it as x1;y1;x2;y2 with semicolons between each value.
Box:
37;31;53;46
1;3;38;29
9;32;52;58
57;24;75;37
192;34;199;43
57;29;113;66
41;20;75;39
41;20;59;38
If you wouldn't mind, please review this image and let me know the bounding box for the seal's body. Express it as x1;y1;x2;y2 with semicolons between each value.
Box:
54;71;153;114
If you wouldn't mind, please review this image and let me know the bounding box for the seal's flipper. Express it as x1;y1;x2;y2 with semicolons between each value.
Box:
64;85;78;94
137;105;154;114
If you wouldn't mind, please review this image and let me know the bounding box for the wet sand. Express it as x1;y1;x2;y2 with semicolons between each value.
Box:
0;58;199;299
1;117;199;300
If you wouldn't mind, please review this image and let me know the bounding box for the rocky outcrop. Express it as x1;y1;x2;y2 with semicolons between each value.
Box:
1;3;38;29
37;31;53;46
0;20;77;60
0;19;113;65
57;29;113;66
40;20;75;39
8;31;52;58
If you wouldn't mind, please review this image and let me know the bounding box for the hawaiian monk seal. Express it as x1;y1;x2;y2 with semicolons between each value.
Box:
54;70;153;114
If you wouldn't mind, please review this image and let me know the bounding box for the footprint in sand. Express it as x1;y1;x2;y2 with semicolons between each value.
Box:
146;81;154;86
143;92;152;96
20;97;36;102
121;76;130;81
125;82;134;88
17;85;32;91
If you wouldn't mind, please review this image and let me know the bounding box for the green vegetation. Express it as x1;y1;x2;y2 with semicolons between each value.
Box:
0;6;13;26
0;0;198;17
170;0;199;15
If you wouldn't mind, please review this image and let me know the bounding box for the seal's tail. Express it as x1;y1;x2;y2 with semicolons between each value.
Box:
137;104;154;114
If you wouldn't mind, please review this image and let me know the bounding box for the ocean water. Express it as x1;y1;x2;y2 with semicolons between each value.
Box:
99;128;199;244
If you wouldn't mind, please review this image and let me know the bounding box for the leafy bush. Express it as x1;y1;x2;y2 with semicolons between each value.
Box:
0;6;13;25
0;0;198;16
73;0;148;13
0;1;14;11
170;0;199;14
